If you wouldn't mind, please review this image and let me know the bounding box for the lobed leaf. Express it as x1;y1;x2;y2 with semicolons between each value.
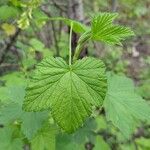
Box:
104;74;150;138
23;57;107;133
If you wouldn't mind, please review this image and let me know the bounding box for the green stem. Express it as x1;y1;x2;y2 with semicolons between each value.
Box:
69;22;73;65
73;31;91;62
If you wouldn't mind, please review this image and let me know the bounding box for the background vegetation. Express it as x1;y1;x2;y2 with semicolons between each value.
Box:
0;0;150;150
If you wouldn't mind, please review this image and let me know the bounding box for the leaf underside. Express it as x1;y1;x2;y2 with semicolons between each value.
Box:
23;57;107;133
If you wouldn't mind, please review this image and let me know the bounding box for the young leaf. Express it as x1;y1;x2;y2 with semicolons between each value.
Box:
104;74;150;138
91;13;134;45
23;57;107;133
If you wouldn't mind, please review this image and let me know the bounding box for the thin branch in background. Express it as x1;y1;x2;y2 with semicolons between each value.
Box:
0;63;20;75
58;11;63;41
41;6;60;56
51;0;67;13
111;0;117;12
51;21;60;56
68;0;88;58
0;28;21;64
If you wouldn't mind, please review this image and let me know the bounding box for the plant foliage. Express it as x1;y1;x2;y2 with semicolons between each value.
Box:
23;57;107;132
1;0;149;148
104;73;150;138
91;13;134;45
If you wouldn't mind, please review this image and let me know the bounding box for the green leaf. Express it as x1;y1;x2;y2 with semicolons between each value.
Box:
0;86;25;124
104;74;150;138
0;102;48;140
0;87;10;102
33;9;49;27
1;23;16;36
56;134;85;150
31;124;57;150
56;118;96;150
30;38;45;52
49;17;89;33
94;136;110;150
21;111;48;140
7;86;25;105
72;118;97;144
0;5;19;21
0;103;23;125
23;57;107;133
91;13;134;45
119;143;135;150
95;115;107;131
1;72;26;87
136;80;150;100
0;127;23;150
136;137;150;150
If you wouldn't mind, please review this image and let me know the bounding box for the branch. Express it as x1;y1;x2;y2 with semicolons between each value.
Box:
0;29;21;64
51;0;67;13
41;6;60;56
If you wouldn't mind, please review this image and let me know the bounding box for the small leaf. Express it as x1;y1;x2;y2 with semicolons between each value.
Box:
91;13;134;45
0;5;19;21
30;38;45;52
17;12;30;29
23;57;107;133
104;74;150;138
1;23;16;36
